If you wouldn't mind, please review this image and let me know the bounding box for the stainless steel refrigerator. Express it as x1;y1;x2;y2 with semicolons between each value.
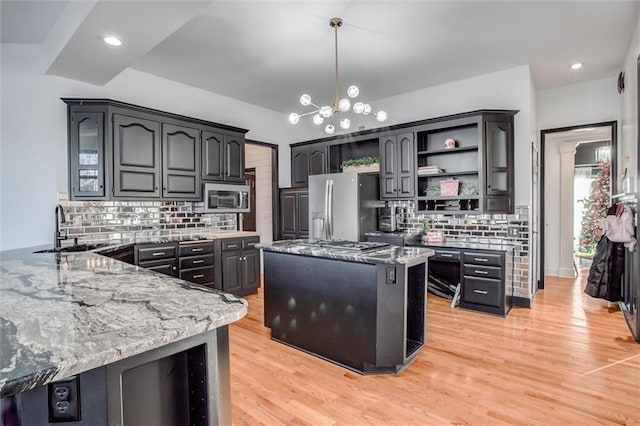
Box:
308;172;380;242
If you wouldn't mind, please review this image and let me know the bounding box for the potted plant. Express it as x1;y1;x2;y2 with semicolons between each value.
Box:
341;156;380;173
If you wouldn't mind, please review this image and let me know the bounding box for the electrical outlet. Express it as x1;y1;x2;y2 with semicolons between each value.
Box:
48;376;80;422
508;227;519;237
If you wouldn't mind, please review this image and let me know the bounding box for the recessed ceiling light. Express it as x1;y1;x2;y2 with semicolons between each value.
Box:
103;36;122;46
570;62;583;70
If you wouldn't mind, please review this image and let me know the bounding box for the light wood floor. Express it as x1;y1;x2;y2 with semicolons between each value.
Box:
228;268;640;425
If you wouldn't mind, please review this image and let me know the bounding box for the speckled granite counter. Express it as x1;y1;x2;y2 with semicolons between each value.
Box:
256;239;433;265
0;245;247;398
408;240;517;252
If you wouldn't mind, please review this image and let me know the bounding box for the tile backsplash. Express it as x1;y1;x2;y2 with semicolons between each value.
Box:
58;193;236;244
388;200;530;299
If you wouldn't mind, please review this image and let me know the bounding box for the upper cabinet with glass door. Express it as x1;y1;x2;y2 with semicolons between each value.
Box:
69;107;106;199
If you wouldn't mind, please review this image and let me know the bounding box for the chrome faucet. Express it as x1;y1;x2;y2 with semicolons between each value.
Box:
54;204;68;249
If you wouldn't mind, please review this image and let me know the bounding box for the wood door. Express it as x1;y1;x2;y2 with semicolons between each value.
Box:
297;191;309;238
113;113;161;198
224;135;245;182
162;123;200;199
242;249;260;291
244;169;257;231
308;147;327;176
202;130;225;181
396;133;416;198
222;251;242;293
291;147;309;187
69;111;105;198
379;136;397;199
280;190;297;239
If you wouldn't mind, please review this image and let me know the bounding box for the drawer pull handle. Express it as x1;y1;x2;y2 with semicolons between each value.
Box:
192;274;205;279
474;289;488;295
474;270;489;275
474;258;489;262
440;254;453;258
152;252;166;257
192;260;204;264
227;244;238;249
246;243;255;247
191;248;204;252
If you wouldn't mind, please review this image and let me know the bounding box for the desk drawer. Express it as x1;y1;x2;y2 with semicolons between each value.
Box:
433;250;461;261
463;264;502;280
179;266;214;284
463;252;502;267
463;276;501;308
179;254;214;270
178;242;213;257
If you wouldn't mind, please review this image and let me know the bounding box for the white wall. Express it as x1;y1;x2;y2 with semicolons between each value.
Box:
0;43;292;250
245;144;273;243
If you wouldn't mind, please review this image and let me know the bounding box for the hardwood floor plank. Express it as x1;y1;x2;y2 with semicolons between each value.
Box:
228;273;640;425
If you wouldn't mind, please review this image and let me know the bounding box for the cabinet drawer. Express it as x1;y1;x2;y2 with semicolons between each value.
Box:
463;252;502;267
463;264;502;280
433;250;461;261
179;254;214;270
179;266;214;284
242;237;260;250
138;258;177;276
136;244;176;262
463;276;501;308
178;242;213;257
221;239;242;251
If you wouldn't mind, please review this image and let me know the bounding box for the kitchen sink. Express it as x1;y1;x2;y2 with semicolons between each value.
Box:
33;243;111;254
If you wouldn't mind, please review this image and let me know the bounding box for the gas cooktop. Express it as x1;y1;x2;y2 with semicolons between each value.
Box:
305;240;389;252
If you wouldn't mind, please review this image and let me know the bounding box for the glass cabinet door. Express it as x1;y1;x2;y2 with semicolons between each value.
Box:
485;120;511;195
70;111;105;198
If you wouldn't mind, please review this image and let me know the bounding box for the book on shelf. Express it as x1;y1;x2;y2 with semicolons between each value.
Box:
417;165;443;176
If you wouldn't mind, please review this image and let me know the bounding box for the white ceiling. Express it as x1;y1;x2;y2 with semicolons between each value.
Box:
2;1;639;114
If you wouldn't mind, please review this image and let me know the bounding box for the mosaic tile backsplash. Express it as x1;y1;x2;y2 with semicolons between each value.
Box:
57;193;236;244
388;200;531;299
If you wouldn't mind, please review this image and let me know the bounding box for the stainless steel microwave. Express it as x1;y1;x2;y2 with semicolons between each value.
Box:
203;183;250;213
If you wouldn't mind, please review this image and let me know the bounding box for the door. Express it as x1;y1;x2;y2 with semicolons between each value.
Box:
308;147;327;176
291;147;309;187
69;111;105;198
485;119;511;196
298;191;309;238
397;133;416;197
379;136;397;198
244;169;257;231
308;174;329;240
224;135;245;182
202;130;224;181
242;249;260;290
327;173;359;241
222;251;241;293
113;114;161;198
280;190;297;239
162;123;200;199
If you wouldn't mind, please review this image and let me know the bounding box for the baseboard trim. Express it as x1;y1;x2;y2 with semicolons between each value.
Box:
513;296;532;308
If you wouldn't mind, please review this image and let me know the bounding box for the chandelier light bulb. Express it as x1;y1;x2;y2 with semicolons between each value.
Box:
299;94;312;106
347;85;359;98
312;114;324;125
353;102;365;114
320;105;333;118
376;111;387;122
340;118;351;129
338;98;351;112
325;124;335;134
363;104;372;115
288;113;300;125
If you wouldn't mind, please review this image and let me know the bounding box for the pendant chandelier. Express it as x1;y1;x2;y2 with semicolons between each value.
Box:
288;17;387;135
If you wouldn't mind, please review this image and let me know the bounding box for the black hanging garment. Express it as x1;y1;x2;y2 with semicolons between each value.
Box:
584;204;625;302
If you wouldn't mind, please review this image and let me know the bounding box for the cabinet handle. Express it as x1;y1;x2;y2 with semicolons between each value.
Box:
474;289;488;295
440;254;453;258
226;150;231;177
192;274;205;279
172;266;177;271
474;270;489;275
152;252;166;256
191;248;204;252
227;244;238;249
474;258;489;262
193;259;204;264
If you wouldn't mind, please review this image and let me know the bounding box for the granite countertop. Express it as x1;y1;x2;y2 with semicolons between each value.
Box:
0;245;248;397
408;240;517;252
256;240;433;265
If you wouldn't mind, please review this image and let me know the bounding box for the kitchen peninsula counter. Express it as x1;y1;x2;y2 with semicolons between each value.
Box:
259;240;433;375
0;245;247;424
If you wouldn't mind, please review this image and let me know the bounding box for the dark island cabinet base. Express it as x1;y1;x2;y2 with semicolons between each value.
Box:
263;251;426;375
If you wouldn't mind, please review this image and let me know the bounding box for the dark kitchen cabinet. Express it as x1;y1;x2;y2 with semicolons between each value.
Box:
483;116;514;213
134;242;178;277
113;113;162;198
178;241;215;286
380;132;415;200
162;123;201;199
214;236;260;296
63;98;248;201
290;144;327;187
202;130;245;183
460;249;513;316
279;188;308;239
69;108;106;199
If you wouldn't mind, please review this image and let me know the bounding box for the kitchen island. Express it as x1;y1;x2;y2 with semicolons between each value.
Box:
0;245;247;425
258;240;433;375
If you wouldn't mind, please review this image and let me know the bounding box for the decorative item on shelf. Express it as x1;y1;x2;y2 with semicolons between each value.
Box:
425;230;444;243
341;156;380;173
440;179;459;196
287;17;387;135
459;181;479;196
417;165;444;176
444;138;457;149
424;185;441;196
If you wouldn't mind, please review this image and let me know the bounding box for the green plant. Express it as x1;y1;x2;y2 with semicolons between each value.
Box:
340;156;379;170
421;218;432;235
